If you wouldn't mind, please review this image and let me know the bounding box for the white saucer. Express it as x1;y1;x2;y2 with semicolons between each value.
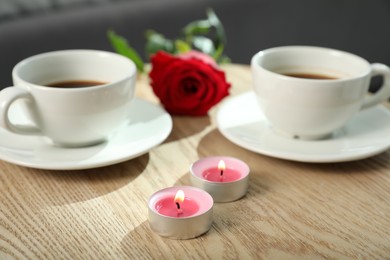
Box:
0;98;172;170
216;91;390;163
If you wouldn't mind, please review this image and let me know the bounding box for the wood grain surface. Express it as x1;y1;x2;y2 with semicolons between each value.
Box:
0;64;389;259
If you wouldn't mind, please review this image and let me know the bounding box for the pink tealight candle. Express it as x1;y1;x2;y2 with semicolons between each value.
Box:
190;156;250;202
148;186;213;239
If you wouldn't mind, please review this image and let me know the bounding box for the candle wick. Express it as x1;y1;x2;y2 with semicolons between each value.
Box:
220;170;224;176
176;202;183;215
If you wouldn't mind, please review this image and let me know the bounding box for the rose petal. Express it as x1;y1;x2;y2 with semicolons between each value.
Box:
149;51;231;116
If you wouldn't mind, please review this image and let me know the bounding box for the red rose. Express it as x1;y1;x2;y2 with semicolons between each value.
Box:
149;51;231;116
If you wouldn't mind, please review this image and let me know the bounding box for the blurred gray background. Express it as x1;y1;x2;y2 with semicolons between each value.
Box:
1;0;389;88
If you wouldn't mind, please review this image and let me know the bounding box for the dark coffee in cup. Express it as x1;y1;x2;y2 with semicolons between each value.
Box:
283;72;338;80
47;80;107;88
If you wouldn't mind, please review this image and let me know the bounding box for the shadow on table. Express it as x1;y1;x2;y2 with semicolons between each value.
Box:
196;128;263;159
163;116;211;143
7;153;149;206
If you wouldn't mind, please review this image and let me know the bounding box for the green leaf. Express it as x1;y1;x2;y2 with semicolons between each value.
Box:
175;39;192;54
206;8;227;51
182;20;212;37
192;36;215;56
213;44;224;62
145;30;175;57
107;30;144;73
180;8;229;64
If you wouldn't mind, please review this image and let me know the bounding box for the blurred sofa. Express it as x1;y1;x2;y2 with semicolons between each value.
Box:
0;0;389;89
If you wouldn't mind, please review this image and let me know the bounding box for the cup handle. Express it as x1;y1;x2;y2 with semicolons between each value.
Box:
0;87;42;135
361;63;390;110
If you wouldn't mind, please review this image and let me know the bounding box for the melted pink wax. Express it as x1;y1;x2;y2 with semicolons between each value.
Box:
202;167;242;182
155;196;200;217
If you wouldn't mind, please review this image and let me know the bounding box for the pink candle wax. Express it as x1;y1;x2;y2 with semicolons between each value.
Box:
190;156;250;202
202;167;242;182
155;196;199;217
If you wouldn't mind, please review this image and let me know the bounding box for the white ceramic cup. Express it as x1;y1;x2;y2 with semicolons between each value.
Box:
0;49;136;147
251;46;390;140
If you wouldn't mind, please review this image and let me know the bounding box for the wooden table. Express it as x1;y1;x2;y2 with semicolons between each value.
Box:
1;64;389;259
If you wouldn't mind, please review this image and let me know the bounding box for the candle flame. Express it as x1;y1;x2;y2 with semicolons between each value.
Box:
218;160;226;171
174;189;185;203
